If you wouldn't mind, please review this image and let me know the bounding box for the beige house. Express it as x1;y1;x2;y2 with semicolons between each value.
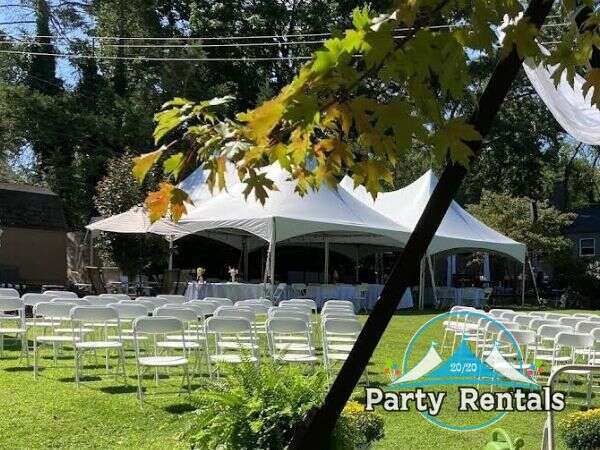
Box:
0;183;67;288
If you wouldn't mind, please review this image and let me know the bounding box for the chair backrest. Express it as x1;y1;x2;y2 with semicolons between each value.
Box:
205;316;252;334
528;311;546;318
323;300;355;312
288;298;317;310
234;301;269;315
450;305;476;312
322;308;356;318
558;317;584;328
43;290;78;299
512;314;532;328
34;302;75;319
323;317;361;335
500;311;519;321
158;294;186;304
51;297;90;305
108;303;148;320
545;313;567;320
133;300;155;314
133;316;184;334
135;296;168;307
573;313;595;318
268;307;311;323
21;293;48;307
279;301;312;315
0;296;23;312
84;295;118;306
0;288;19;297
538;324;573;339
529;318;555;332
498;329;536;346
203;297;233;307
154;306;198;323
576;321;600;334
587;316;600;323
101;293;130;301
267;317;309;334
555;331;594;349
214;306;256;322
70;306;118;322
184;301;217;317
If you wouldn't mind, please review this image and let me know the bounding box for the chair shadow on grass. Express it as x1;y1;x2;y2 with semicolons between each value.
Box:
99;385;138;395
163;403;196;414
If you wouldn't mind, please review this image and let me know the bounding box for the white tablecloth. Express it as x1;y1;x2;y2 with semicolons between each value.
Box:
185;282;414;310
185;282;267;302
434;287;486;308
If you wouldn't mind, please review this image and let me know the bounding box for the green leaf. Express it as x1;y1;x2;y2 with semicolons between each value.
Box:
242;172;279;205
501;19;540;60
153;108;183;145
352;7;371;30
133;149;163;184
163;152;184;179
352;160;393;198
431;119;481;167
582;69;600;109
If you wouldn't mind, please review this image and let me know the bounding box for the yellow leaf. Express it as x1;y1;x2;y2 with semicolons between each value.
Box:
314;138;352;170
323;103;353;134
133;149;163;184
237;98;285;145
288;129;311;165
145;183;173;223
352;160;393;198
431;119;481;167
583;69;600;109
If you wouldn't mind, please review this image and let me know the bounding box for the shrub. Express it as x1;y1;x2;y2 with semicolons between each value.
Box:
184;363;385;449
560;408;600;449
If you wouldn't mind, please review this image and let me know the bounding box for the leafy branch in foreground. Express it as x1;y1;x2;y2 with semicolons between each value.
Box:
133;0;600;222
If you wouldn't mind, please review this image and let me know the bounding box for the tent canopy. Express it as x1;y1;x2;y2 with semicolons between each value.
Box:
179;163;413;247
340;170;526;262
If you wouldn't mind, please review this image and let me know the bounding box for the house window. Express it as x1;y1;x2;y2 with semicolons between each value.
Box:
580;238;596;256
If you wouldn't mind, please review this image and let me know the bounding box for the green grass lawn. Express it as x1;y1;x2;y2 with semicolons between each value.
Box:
0;310;594;449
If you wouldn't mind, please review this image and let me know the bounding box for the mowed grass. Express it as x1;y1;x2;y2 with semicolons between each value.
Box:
0;310;595;449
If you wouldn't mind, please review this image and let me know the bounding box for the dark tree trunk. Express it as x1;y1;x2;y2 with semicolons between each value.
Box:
28;0;60;94
288;0;556;447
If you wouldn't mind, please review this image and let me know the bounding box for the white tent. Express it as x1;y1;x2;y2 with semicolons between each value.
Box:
340;170;526;262
341;170;527;308
178;163;416;285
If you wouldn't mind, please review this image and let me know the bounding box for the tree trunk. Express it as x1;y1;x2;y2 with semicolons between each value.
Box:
28;0;59;94
288;0;556;447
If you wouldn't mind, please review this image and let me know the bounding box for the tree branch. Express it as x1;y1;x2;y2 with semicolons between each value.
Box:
288;0;556;447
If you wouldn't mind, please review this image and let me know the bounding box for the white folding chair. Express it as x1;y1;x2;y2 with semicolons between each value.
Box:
204;317;259;377
266;317;317;364
107;303;148;344
550;331;594;404
132;316;191;406
323;300;355;313
70;306;126;385
157;294;186;304
322;318;364;383
33;302;78;378
534;324;574;377
500;311;519;321
135;297;168;308
154;306;206;375
214;306;261;346
43;291;78;299
0;297;27;362
528;311;546;318
497;329;536;373
545;312;568;320
51;297;90;306
559;316;586;328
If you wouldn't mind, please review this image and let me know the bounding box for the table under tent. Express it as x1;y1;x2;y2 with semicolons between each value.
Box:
341;170;527;309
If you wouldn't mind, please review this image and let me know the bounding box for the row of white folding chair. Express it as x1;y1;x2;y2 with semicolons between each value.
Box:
266;317;317;364
323;300;355;313
203;297;233;307
321;317;363;382
0;288;19;298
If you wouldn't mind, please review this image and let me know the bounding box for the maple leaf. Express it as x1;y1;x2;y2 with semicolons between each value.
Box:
284;94;320;125
288;129;311;165
163;152;184;179
153;108;183;145
145;182;173;223
133;149;163;184
582;69;600;109
375;99;425;149
352;7;371;31
501;19;540;60
169;187;192;222
352;160;393;198
237;98;285;145
314;138;352;170
430;119;481;167
242;172;279;205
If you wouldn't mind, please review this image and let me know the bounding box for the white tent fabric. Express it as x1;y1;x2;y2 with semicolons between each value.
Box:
391;344;442;384
179;163;414;247
86;206;157;234
340;170;526;262
484;346;536;385
498;14;600;145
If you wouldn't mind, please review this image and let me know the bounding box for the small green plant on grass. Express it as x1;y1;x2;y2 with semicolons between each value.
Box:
184;362;385;449
560;408;600;449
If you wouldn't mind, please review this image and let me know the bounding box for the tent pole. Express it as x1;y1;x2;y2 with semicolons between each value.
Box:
355;245;360;283
168;236;173;270
324;237;330;285
528;257;541;306
521;257;527;307
419;257;425;310
269;218;276;298
427;254;438;308
89;231;94;266
242;236;249;281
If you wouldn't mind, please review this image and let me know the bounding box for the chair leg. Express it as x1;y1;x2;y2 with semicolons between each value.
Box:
136;365;144;408
185;364;191;394
119;349;127;384
33;340;38;379
75;350;80;386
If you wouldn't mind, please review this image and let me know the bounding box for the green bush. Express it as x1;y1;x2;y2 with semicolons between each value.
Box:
184;362;385;449
560;408;600;449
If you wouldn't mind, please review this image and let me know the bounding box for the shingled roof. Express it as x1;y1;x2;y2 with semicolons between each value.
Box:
0;183;67;230
565;204;600;234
